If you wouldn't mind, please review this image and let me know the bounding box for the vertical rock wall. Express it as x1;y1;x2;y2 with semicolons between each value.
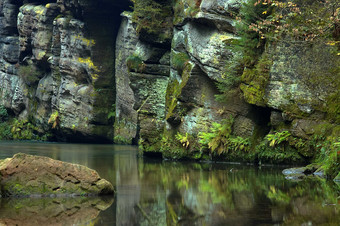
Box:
0;0;338;149
0;0;24;116
114;13;139;144
114;0;260;156
114;12;171;145
0;0;130;142
115;0;338;161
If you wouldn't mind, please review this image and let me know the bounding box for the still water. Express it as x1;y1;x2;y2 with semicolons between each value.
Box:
0;142;339;225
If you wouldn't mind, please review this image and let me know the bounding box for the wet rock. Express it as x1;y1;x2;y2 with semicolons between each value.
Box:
270;110;284;127
290;119;319;139
313;168;326;178
0;153;114;197
282;164;325;181
282;167;307;180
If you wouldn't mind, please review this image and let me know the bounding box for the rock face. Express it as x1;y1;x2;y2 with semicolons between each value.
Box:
0;153;114;197
115;0;339;164
0;0;338;165
0;0;131;142
114;0;261;156
114;12;139;144
115;12;171;145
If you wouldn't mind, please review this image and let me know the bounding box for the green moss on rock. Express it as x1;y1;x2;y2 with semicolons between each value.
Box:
240;55;272;106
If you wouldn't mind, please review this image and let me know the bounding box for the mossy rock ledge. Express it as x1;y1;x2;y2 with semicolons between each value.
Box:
0;153;114;197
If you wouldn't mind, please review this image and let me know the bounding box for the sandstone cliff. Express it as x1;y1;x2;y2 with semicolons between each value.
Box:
0;0;339;172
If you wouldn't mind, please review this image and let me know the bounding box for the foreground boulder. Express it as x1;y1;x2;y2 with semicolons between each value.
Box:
0;153;114;197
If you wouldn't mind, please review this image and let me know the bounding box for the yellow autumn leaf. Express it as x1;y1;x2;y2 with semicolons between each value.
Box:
262;11;267;15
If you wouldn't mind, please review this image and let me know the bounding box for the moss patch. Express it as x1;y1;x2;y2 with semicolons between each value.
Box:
240;54;272;106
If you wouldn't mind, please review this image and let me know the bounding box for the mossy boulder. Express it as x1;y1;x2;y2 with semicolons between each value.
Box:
0;153;114;197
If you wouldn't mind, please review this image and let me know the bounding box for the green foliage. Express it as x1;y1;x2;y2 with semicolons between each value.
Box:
173;0;201;25
265;130;291;147
236;0;272;66
239;54;272;106
198;117;251;156
171;52;190;74
18;65;41;85
107;104;116;120
215;51;243;102
126;54;145;73
48;111;60;129
255;141;304;164
256;130;306;164
315;136;340;178
199;118;234;155
0;122;13;140
0;105;8;122
229;136;251;152
250;0;340;42
216;0;272;102
131;0;173;35
175;132;190;149
11;119;40;140
165;63;192;120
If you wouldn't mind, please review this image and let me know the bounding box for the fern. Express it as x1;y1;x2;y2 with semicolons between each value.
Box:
175;132;190;149
266;131;291;147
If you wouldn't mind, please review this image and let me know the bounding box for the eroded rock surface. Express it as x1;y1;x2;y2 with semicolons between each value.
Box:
0;153;114;197
0;0;129;142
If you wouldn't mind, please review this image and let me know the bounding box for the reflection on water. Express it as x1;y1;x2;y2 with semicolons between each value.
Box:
0;141;339;225
0;196;113;226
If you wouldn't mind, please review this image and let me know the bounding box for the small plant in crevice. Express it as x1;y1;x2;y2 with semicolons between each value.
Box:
173;0;202;24
107;104;116;120
48;111;60;129
175;132;190;149
18;65;42;85
171;52;190;74
130;0;173;35
126;54;145;73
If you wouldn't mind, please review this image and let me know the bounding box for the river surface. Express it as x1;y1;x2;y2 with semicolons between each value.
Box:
0;142;339;225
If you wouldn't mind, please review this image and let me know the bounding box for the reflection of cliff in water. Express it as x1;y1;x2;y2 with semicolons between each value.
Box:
115;150;141;225
113;160;340;226
0;196;113;226
0;143;338;225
